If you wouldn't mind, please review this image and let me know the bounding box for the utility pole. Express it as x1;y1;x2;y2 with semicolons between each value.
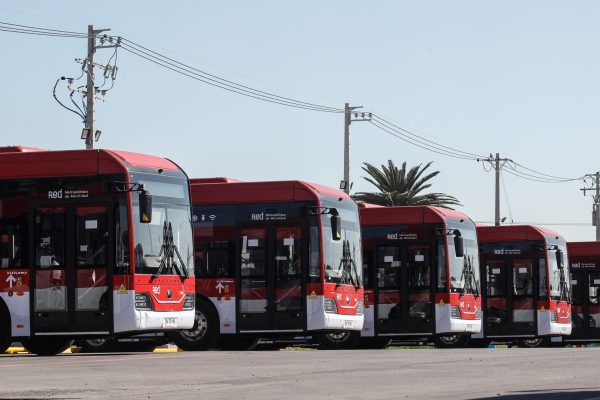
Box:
85;25;96;150
581;172;600;241
82;24;117;149
341;103;371;194
478;153;511;226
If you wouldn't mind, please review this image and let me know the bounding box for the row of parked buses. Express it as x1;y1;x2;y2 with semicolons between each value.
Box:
0;146;592;355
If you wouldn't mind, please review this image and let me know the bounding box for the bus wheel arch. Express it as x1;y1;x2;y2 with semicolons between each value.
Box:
0;299;12;353
518;337;550;348
75;337;117;353
170;297;219;351
21;337;73;356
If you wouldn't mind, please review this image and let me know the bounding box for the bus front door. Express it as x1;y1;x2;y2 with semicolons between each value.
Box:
375;243;434;336
570;271;600;341
237;226;304;333
31;204;112;334
483;258;536;338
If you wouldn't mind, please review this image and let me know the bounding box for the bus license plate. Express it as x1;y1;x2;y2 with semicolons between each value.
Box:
163;317;178;328
465;324;474;332
344;320;353;329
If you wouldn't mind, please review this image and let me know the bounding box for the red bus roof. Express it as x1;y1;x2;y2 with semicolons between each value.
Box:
567;242;600;257
191;177;243;184
477;225;563;243
0;146;46;153
0;147;178;179
358;204;473;225
190;179;352;204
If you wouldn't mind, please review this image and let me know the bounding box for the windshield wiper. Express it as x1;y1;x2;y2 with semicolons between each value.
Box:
337;240;361;289
152;221;189;279
459;255;479;296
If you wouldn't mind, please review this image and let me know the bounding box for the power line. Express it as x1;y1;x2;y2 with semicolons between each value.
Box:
119;40;343;113
0;19;590;186
500;171;514;224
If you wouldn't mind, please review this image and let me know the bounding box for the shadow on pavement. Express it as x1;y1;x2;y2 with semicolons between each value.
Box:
471;389;600;400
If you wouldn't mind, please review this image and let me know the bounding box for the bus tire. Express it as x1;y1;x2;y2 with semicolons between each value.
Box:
218;335;259;351
358;337;392;349
170;299;218;351
0;302;12;354
75;338;117;353
518;337;550;348
468;339;490;348
22;337;73;356
117;342;157;352
316;331;360;350
434;334;469;348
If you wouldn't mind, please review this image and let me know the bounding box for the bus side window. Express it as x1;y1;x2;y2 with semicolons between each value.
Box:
35;208;66;268
308;225;320;282
436;243;446;292
196;242;234;278
115;203;130;274
0;218;26;268
538;258;548;299
362;250;373;289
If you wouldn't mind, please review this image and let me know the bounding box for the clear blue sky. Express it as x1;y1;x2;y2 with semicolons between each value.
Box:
0;1;597;241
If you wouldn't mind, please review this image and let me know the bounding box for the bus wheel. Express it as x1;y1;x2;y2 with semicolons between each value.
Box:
358;337;392;349
434;335;469;348
117;342;157;352
76;338;117;353
316;331;360;350
518;337;550;348
22;337;73;356
218;335;259;351
170;299;218;351
0;305;12;354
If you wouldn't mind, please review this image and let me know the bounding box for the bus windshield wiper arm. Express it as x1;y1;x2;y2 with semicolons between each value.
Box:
153;222;189;279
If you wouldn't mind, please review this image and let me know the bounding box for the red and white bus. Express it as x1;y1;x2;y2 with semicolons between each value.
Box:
320;204;482;349
0;146;195;355
459;225;571;347
171;178;364;350
561;241;600;345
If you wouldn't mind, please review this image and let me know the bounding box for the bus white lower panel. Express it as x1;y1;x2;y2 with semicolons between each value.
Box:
0;291;30;337
113;290;194;333
435;304;481;334
537;310;571;336
306;296;363;331
207;296;236;334
361;303;376;337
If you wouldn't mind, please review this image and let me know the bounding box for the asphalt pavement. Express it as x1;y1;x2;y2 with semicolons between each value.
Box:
1;347;599;400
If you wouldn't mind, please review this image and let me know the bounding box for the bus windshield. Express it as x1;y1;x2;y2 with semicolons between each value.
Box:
448;222;480;295
320;197;362;287
131;175;194;277
548;246;569;301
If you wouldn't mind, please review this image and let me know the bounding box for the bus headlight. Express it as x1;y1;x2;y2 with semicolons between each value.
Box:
450;305;461;319
324;298;337;314
550;312;558;323
356;301;364;316
135;293;154;311
475;310;483;320
183;293;195;310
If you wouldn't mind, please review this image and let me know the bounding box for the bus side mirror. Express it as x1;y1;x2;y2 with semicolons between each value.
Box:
331;213;341;241
454;232;464;258
557;249;564;269
139;189;153;224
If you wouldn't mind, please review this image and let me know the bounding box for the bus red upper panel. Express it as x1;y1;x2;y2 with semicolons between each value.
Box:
568;241;600;257
358;203;472;225
190;178;353;204
0;147;180;179
477;225;561;243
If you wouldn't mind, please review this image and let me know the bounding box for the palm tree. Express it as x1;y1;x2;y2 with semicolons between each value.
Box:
352;160;461;209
